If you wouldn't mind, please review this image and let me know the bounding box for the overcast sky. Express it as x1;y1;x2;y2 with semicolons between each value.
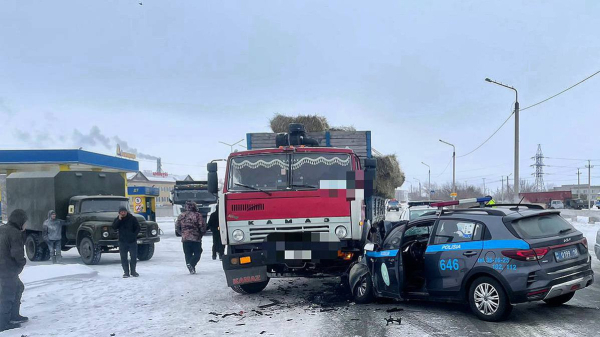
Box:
1;1;599;193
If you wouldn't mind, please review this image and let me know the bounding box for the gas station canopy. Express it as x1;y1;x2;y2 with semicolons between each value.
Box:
0;149;139;174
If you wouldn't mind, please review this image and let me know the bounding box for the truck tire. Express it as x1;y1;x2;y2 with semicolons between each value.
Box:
78;236;102;265
231;279;270;294
25;233;50;262
137;243;155;261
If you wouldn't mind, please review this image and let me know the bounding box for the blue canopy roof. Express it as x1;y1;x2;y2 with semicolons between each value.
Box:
0;149;138;173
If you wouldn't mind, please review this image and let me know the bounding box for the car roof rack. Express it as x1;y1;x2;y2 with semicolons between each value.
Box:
472;203;544;210
440;208;506;216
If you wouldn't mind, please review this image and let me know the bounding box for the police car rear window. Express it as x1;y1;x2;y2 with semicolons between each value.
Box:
510;214;574;239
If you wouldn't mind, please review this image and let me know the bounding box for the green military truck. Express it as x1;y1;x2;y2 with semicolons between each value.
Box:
6;170;160;265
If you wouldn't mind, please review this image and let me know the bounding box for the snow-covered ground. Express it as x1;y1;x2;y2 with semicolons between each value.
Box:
3;215;600;337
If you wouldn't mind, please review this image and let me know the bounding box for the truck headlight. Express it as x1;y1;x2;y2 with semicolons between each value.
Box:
232;229;245;242
151;229;158;236
335;226;348;239
102;232;109;238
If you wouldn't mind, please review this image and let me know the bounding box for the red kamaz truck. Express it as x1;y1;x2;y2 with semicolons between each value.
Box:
207;124;385;294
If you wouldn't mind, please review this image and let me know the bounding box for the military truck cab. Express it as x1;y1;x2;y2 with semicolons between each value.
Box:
63;196;160;265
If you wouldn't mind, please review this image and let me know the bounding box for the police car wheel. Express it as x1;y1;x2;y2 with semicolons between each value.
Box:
353;274;374;304
543;292;575;306
468;277;512;321
231;279;270;294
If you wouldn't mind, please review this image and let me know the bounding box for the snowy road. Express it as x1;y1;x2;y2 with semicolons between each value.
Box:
3;215;599;337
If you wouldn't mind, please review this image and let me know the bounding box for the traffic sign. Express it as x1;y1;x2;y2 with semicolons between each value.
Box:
430;190;435;194
450;192;457;197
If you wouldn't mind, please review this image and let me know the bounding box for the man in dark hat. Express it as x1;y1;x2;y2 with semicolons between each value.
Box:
0;209;29;332
112;206;140;278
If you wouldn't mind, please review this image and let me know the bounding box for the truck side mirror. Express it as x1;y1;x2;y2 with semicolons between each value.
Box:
364;158;377;170
207;162;219;194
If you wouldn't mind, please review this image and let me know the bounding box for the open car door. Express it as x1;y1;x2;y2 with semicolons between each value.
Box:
365;225;405;299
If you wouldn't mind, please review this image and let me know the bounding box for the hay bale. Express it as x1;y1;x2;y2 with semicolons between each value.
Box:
270;114;330;133
329;125;356;132
375;154;405;199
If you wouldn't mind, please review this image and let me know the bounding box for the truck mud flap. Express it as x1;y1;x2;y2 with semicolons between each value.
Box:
225;266;268;287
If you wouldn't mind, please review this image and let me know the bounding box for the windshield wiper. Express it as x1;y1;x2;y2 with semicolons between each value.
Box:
234;183;272;196
290;183;317;189
559;228;573;234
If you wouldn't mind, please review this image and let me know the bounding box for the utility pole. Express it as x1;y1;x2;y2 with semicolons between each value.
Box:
485;78;519;200
532;144;546;192
421;162;431;200
506;173;513;202
501;176;504;202
440;139;456;200
588;160;592;208
577;168;581;199
482;178;486;195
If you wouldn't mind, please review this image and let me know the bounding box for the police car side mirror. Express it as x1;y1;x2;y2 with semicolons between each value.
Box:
364;243;375;251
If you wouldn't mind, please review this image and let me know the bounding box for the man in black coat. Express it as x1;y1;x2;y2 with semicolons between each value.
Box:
207;205;224;260
112;206;140;278
0;209;29;332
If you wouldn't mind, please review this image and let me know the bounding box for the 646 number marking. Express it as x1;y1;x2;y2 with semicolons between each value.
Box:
439;259;460;271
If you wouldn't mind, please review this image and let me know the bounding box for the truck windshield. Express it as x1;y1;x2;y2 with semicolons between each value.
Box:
173;190;216;205
291;153;352;188
229;154;290;191
227;152;353;191
80;199;129;213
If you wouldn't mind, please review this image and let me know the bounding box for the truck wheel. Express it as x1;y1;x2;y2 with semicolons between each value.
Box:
78;236;102;265
231;279;270;294
544;292;575;306
25;233;50;262
353;274;374;304
137;243;155;261
468;277;512;322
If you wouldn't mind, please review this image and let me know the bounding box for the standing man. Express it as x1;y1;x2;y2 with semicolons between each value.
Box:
0;209;29;332
42;210;65;264
112;206;140;278
207;204;224;260
175;201;206;274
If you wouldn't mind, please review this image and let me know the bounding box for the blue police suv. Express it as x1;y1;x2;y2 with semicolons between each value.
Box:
349;201;594;321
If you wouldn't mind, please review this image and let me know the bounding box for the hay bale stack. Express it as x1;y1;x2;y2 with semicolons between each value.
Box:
268;114;405;199
375;154;405;199
270;114;330;133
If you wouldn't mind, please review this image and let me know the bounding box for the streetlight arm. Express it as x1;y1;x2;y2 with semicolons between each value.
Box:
485;78;518;102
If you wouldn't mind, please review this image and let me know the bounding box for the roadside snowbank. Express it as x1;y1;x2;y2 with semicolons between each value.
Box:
21;264;98;285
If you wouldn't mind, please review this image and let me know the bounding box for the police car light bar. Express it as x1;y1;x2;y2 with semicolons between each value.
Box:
430;197;492;208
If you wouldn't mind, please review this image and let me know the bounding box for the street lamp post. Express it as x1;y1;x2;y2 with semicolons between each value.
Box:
219;139;245;153
421;162;431;200
439;139;456;200
413;178;422;199
485;78;519;201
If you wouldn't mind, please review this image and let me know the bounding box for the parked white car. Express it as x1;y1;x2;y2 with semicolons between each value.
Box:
549;200;564;209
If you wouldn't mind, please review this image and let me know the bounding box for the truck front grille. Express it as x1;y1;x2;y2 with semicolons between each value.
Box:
137;224;147;238
248;224;330;242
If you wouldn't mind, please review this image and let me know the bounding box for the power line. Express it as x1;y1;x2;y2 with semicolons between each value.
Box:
435;156;453;178
457;111;513;158
520;70;600;111
459;70;600;158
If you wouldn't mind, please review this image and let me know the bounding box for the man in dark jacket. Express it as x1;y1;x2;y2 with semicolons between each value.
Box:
0;209;29;332
207;205;224;260
112;206;140;278
175;201;206;274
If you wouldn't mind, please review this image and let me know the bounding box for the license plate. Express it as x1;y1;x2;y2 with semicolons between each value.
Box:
554;247;579;262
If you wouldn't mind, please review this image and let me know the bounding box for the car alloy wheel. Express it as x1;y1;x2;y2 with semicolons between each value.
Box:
357;276;369;297
474;282;500;315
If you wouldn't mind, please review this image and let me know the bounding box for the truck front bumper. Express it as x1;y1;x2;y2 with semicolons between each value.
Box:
98;237;160;246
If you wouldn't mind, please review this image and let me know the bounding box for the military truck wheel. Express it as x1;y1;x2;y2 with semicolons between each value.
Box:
231;279;270;294
25;233;50;262
137;243;155;261
78;236;102;265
